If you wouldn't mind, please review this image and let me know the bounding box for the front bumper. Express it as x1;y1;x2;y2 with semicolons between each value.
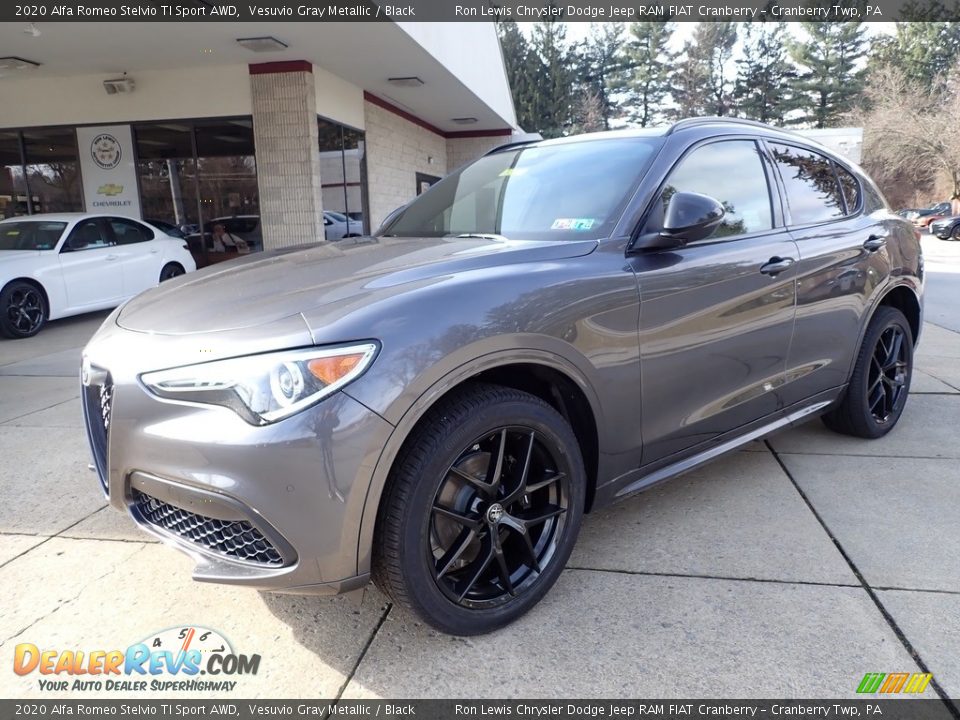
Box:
81;315;394;594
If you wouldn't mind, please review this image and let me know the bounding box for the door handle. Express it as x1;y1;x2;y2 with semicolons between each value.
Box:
760;256;795;276
863;235;887;252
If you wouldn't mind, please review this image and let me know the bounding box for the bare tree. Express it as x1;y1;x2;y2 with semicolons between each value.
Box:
852;61;960;202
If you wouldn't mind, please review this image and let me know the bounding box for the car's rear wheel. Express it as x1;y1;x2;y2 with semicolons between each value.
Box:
0;280;47;339
952;224;960;241
822;306;913;439
373;383;585;635
159;263;185;282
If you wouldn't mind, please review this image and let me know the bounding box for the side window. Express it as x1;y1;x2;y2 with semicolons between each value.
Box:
770;144;845;225
109;218;153;244
63;220;112;252
656;140;773;240
861;179;888;214
834;164;862;215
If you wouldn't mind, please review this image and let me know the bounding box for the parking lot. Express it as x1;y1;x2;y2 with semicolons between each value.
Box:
1;236;958;701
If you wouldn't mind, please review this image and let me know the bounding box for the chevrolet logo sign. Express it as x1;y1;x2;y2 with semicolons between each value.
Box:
97;183;124;197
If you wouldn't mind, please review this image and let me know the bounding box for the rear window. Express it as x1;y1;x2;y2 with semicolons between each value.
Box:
383;138;663;241
0;221;67;251
770;143;845;226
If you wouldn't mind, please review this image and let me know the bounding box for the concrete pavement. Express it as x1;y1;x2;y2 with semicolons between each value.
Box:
1;283;958;701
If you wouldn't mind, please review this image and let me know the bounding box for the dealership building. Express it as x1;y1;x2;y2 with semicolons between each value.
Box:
0;22;520;252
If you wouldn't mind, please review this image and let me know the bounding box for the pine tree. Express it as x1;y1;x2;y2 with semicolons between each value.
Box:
734;22;796;124
497;21;541;133
869;22;960;92
573;24;626;130
788;21;867;128
670;22;737;119
616;20;675;127
529;18;576;138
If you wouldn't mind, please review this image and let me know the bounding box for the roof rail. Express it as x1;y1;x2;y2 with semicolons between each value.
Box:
667;116;788;135
484;132;543;155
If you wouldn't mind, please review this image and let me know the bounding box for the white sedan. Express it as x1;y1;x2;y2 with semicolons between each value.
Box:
0;213;196;339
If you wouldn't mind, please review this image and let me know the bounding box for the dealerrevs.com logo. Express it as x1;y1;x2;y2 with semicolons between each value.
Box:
13;626;260;693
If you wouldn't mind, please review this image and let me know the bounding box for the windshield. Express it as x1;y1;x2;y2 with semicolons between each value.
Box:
382;138;663;241
326;211;348;222
0;221;67;251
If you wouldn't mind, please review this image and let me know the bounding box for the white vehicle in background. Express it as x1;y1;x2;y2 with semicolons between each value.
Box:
0;213;196;339
323;211;363;240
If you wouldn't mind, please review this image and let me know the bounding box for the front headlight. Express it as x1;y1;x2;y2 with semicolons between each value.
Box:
140;343;378;425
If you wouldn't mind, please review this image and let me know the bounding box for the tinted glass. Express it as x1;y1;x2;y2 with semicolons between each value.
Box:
110;218;153;244
861;180;888;214
21;128;83;213
135;124;201;233
659;140;772;239
65;220;112;251
835;164;861;214
384;139;662;241
0;221;66;250
0;131;28;218
770;144;845;225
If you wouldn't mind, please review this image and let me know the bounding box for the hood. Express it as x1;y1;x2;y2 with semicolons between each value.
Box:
0;250;41;264
117;235;597;335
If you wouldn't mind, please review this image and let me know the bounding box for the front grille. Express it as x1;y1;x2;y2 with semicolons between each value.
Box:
82;374;112;493
132;489;285;566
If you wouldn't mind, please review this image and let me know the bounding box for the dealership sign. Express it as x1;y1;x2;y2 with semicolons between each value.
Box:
77;124;142;219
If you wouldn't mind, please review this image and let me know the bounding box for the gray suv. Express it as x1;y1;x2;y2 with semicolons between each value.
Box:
81;118;923;635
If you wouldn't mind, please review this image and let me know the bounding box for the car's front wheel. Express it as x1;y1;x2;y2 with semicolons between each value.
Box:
952;224;960;241
373;383;585;635
822;306;913;438
0;280;47;339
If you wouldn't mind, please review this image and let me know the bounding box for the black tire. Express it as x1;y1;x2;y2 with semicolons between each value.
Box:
373;383;586;635
822;306;913;438
952;225;960;241
0;280;47;339
159;263;185;282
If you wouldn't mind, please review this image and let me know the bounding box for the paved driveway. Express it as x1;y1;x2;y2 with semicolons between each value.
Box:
1;296;958;700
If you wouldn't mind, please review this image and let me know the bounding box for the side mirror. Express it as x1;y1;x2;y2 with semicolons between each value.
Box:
635;192;726;250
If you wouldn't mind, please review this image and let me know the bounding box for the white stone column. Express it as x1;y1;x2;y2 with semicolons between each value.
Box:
249;61;325;250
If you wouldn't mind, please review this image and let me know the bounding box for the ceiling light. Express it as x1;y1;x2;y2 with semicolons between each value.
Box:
237;36;288;53
452;117;478;125
387;76;424;88
0;56;41;72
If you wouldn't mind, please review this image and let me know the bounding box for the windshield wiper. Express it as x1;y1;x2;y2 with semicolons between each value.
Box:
454;233;509;241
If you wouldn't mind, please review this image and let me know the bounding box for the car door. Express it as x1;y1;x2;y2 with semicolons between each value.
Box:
105;217;161;296
766;142;896;406
57;218;124;309
627;138;799;465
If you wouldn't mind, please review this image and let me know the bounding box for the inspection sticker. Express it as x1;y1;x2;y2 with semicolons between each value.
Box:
551;218;596;230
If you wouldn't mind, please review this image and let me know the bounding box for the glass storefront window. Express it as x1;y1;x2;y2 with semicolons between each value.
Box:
20;128;84;214
318;118;367;239
135;123;200;235
0;131;28;218
194;119;260;253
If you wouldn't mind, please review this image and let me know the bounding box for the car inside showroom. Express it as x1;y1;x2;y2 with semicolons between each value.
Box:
1;8;960;718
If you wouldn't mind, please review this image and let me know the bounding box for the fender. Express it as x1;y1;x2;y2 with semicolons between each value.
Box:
843;277;923;383
348;345;605;578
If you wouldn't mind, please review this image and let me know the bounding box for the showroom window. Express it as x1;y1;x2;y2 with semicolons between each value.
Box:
318;117;368;238
0;128;84;217
135;118;261;263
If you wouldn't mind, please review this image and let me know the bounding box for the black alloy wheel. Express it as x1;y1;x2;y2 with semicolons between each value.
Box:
373;383;585;635
160;263;185;282
0;281;47;339
822;306;913;439
866;324;909;424
429;426;570;608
